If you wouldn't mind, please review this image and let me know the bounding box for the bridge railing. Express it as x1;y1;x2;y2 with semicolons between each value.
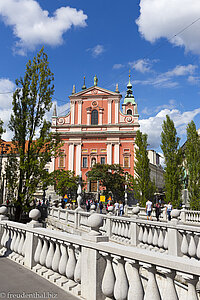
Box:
0;209;200;300
47;206;200;261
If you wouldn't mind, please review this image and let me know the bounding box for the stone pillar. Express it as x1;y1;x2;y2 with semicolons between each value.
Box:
68;143;74;171
87;108;92;125
114;143;120;164
108;100;112;124
168;209;181;256
77;100;82;125
71;100;75;125
76;144;82;176
99;108;104;125
114;99;119;124
107;143;112;165
81;213;108;300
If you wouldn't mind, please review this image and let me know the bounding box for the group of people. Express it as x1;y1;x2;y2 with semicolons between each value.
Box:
85;199;124;215
145;199;173;221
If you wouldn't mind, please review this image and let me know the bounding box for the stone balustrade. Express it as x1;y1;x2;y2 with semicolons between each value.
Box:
47;206;200;262
0;209;200;300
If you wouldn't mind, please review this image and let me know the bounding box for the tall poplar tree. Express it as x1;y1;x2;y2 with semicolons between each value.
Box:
8;48;60;221
132;130;155;207
161;115;183;208
185;121;200;209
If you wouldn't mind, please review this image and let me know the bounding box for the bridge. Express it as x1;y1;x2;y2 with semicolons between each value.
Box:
0;204;200;300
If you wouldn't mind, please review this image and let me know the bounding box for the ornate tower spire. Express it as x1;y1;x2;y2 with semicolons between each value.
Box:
72;84;76;94
94;75;98;86
124;71;135;104
52;104;57;117
82;76;86;90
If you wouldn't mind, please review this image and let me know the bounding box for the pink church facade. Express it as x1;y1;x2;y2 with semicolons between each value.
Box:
51;75;140;192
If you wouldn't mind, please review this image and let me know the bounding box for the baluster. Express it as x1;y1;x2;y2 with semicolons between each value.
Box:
143;265;161;300
50;240;61;282
147;227;153;250
142;226;148;248
45;238;55;279
196;235;200;259
114;256;128;300
127;224;131;244
152;228;159;251
124;223;128;243
73;246;82;295
163;229;168;251
9;228;17;258
102;253;115;300
121;222;125;242
114;221;118;236
0;226;7;255
39;237;49;275
162;269;178;300
33;235;43;272
158;229;164;252
13;230;21;260
188;233;196;258
56;242;68;287
127;260;144;300
112;221;116;238
117;222;122;241
65;244;77;289
181;231;188;257
138;226;143;247
182;275;199;300
17;231;25;264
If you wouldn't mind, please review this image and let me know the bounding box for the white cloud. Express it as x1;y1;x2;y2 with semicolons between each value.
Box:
88;45;105;58
0;0;87;55
142;99;176;115
129;59;152;73
136;0;200;55
140;108;200;149
188;75;200;85
134;64;197;88
113;64;124;70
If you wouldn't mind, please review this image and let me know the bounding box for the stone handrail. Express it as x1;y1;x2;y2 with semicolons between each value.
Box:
0;212;200;300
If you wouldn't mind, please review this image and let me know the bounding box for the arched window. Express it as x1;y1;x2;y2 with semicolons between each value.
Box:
91;109;98;125
127;109;132;115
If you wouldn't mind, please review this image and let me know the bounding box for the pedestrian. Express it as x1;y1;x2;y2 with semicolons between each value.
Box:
166;201;172;221
86;200;90;212
114;201;119;216
99;201;104;214
145;199;152;220
119;201;124;216
155;202;161;221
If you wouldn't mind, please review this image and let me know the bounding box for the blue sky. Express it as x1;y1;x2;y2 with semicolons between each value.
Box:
0;0;200;153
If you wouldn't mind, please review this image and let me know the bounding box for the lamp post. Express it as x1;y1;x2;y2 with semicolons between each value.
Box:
0;142;9;204
124;172;128;214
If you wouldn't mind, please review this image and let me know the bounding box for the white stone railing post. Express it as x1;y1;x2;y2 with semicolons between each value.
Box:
167;209;181;256
130;205;140;246
81;213;108;300
24;209;43;269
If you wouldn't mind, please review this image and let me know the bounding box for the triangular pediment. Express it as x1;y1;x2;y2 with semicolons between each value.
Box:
69;86;121;98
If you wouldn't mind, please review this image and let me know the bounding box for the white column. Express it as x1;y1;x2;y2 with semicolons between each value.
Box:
68;143;74;171
76;144;82;176
107;143;112;165
99;108;103;125
87;109;91;125
78;100;82;125
115;100;119;124
114;143;120;164
71;101;75;125
108;100;112;124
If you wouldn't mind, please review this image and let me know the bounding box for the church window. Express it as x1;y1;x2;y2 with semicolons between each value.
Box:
101;157;106;165
91;109;98;125
91;157;96;167
59;151;65;168
127;109;132;115
83;157;88;168
90;181;97;192
124;156;130;168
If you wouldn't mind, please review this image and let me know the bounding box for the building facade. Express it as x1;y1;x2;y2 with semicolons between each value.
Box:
51;75;140;192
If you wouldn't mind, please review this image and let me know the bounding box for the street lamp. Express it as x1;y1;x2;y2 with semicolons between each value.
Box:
0;142;10;204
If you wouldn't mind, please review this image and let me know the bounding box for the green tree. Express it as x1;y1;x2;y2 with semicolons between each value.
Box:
185;121;200;209
131;130;155;206
161;115;183;208
51;169;78;199
0;119;4;138
88;163;126;202
8;48;61;221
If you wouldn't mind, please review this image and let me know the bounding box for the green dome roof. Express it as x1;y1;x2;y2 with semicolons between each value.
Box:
124;74;135;104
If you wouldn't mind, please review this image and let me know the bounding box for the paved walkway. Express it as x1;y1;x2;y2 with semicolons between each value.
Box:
0;257;79;300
